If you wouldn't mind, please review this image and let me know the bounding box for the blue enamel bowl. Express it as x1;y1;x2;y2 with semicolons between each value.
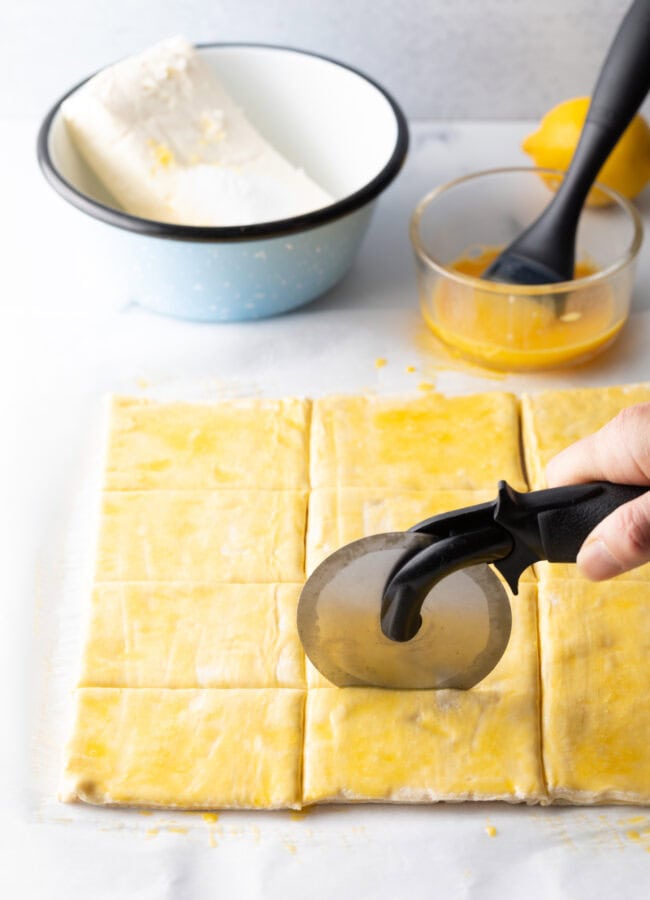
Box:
37;44;409;321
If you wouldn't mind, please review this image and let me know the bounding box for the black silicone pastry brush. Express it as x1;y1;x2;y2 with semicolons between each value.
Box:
483;0;650;288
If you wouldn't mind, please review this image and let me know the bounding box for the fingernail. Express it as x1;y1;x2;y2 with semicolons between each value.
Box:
576;539;624;581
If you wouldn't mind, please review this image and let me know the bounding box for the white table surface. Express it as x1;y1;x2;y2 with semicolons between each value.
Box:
3;117;650;898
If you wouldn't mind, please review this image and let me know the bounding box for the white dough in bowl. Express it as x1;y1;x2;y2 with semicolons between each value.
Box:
62;35;333;226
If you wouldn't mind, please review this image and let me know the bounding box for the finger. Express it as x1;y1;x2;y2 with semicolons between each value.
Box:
576;491;650;580
546;403;650;488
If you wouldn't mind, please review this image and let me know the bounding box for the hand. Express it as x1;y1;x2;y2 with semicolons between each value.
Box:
545;402;650;580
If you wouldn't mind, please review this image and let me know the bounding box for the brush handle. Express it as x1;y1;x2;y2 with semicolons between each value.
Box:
547;0;650;225
510;0;650;278
587;0;650;138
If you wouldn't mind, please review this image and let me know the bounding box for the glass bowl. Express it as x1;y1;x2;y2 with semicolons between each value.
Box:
409;167;643;370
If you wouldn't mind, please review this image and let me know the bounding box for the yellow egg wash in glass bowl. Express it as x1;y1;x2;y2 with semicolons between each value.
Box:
426;246;622;370
410;169;643;372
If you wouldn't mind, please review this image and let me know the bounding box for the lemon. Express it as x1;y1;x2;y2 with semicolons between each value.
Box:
522;97;650;206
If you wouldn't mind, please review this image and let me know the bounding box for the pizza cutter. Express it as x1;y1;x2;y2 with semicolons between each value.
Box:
298;480;647;690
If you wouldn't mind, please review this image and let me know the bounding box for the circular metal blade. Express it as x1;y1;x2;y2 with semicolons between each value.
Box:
297;533;512;690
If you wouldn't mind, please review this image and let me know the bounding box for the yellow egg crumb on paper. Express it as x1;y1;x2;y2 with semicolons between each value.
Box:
485;825;497;837
375;357;388;369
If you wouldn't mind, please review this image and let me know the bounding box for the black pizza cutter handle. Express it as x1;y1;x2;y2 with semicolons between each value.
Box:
381;480;648;642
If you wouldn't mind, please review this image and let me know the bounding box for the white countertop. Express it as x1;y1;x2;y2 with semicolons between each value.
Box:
3;117;650;898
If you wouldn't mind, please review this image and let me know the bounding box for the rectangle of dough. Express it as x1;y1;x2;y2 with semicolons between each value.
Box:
303;585;546;803
105;396;311;490
95;490;307;582
80;583;305;688
538;579;650;804
521;383;650;490
310;392;527;491
61;688;305;809
306;488;493;575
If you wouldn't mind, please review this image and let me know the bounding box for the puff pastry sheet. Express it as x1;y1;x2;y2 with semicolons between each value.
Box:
303;585;546;803
63;388;650;809
62;688;305;809
96;490;307;583
538;580;650;804
105;396;311;490
81;583;305;688
310;392;527;491
521;383;650;491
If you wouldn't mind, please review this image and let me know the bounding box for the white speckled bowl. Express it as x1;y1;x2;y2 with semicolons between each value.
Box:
37;43;409;321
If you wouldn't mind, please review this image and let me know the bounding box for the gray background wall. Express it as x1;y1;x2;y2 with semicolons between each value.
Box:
3;0;637;119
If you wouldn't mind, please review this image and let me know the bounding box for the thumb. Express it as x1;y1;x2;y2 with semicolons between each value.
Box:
577;491;650;580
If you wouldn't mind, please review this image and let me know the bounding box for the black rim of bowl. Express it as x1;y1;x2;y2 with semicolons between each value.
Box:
36;42;410;243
